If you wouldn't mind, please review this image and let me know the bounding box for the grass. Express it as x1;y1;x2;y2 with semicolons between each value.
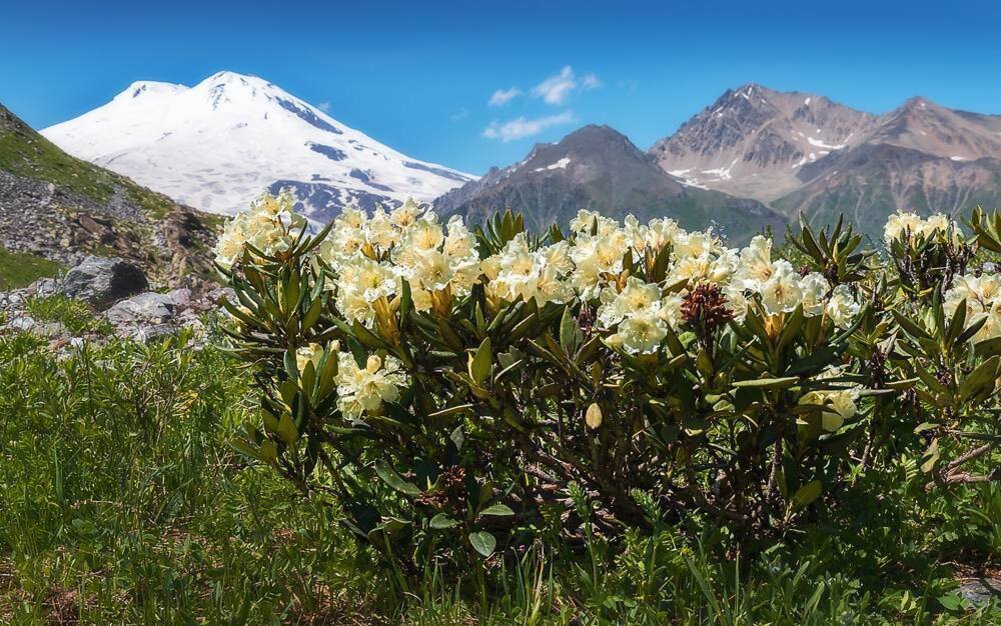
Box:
0;104;178;220
0;246;64;291
0;324;996;624
24;294;112;335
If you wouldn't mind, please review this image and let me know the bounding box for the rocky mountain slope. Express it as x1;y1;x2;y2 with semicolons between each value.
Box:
651;84;1001;239
0;103;222;289
434;125;786;242
42;71;474;222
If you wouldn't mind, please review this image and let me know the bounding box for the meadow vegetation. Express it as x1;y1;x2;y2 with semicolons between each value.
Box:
0;197;999;624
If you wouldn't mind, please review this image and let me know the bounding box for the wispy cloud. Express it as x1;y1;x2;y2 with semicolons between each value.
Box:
316;101;332;112
581;73;602;90
482;110;575;142
488;87;522;107
532;66;577;105
450;107;470;121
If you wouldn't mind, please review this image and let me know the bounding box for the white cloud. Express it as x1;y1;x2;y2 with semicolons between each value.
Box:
489;87;522;107
482;110;575;142
450;107;470;121
532;66;577;105
581;73;602;90
531;66;602;105
316;101;332;112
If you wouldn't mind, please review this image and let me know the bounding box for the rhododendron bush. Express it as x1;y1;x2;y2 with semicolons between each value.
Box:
216;192;1001;573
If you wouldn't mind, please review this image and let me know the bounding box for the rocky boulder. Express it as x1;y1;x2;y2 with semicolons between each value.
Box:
58;256;148;308
105;292;176;326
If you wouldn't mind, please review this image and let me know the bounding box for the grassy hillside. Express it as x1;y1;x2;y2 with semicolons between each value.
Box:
0;104;223;290
0;245;64;291
0;105;184;218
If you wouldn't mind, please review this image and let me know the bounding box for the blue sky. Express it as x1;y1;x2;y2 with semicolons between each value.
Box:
3;0;1000;175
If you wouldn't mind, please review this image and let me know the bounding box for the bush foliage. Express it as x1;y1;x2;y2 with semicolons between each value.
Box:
216;193;1000;583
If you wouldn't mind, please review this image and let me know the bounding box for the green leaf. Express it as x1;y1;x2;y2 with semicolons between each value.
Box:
732;376;799;389
559;306;583;354
959;355;999;403
790;480;822;511
937;593;964;611
469;337;493;385
275;412;299;445
891;309;930;340
374;460;421;496
427;403;475;419
478;504;515;517
259;440;278;466
229;438;263;462
469;531;497;557
430;513;460;529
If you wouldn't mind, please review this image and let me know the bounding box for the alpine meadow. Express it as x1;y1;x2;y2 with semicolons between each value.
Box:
3;1;1001;622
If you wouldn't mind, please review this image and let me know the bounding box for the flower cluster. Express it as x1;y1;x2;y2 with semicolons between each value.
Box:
884;210;962;245
315;199;481;324
481;211;861;354
481;234;574;307
214;191;305;269
944;272;1001;342
335;353;408;421
798;368;860;432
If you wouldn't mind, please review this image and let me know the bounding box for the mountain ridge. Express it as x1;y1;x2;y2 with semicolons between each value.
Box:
434;124;786;242
650;85;1001;238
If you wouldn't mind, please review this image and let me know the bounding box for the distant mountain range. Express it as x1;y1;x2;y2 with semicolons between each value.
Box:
433;124;786;242
41;71;474;223
648;84;1001;238
30;74;1001;242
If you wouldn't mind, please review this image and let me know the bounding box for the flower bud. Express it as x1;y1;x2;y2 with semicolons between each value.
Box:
585;403;603;430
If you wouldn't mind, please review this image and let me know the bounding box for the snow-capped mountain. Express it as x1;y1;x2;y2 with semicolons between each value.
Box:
41;71;475;220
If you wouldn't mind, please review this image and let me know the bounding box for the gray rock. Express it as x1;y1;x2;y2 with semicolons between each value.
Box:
106;292;175;326
5;316;35;331
131;324;177;343
58;256;148;309
958;577;1001;608
33;278;59;296
168;287;192;308
32;321;68;339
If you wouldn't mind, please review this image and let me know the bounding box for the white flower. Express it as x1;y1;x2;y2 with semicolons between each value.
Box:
758;260;803;316
944;273;1001;342
884;210;962;245
722;284;748;322
335;353;407;421
798;368;859;432
611;311;668;354
645;217;679;251
390;198;423;228
826;285;860;328
884;211;923;243
335;255;397;325
213;191;299;268
485;235;573;306
597;277;662;327
800;273;830;316
295;343;326;372
733;235;776;291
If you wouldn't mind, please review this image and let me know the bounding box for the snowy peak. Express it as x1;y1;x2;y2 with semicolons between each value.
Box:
42;71;474;220
651;84;877;199
117;81;188;101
